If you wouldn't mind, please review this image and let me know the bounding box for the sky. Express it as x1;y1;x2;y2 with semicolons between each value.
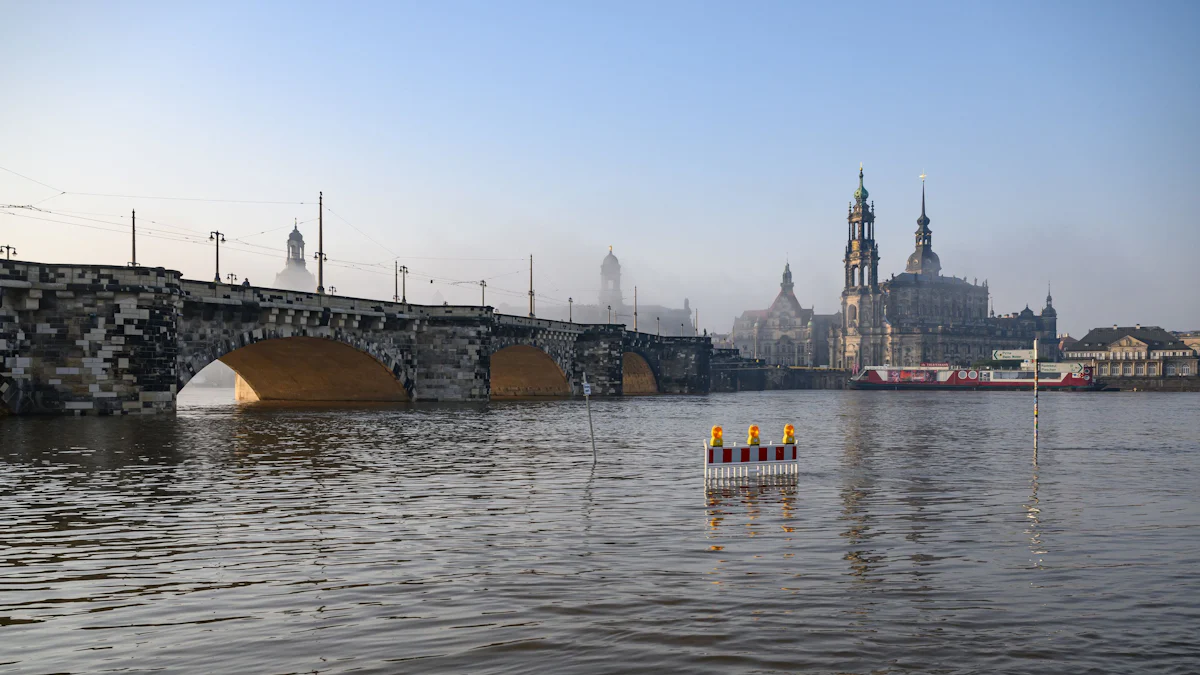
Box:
2;0;1197;337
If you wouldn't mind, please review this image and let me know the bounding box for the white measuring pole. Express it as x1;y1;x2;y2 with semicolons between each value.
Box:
1033;338;1039;459
583;373;597;465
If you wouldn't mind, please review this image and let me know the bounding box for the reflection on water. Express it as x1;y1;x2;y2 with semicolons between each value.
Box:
1;389;1199;674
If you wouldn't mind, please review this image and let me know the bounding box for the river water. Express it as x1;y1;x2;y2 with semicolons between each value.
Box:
1;389;1198;674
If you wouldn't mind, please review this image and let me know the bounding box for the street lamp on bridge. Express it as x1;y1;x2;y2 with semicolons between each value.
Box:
208;231;225;282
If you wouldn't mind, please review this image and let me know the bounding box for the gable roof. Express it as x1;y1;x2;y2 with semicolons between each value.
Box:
767;288;804;314
1074;326;1188;350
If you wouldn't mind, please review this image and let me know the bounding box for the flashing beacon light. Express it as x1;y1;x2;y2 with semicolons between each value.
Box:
783;424;796;445
710;426;723;447
747;425;760;446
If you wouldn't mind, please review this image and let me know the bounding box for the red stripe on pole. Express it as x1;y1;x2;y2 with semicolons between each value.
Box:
776;447;784;461
758;448;767;462
722;448;732;464
708;448;713;464
741;448;750;463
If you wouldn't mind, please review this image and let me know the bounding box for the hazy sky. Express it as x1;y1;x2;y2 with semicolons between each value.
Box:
2;1;1197;337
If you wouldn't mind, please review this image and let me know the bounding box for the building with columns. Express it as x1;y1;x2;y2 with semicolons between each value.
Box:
829;168;1056;369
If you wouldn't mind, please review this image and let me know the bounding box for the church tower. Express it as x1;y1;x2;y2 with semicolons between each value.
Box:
904;176;941;276
599;246;623;310
837;166;888;369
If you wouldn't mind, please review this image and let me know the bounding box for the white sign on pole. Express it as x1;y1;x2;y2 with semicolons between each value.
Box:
1037;362;1083;373
993;349;1036;360
583;382;592;396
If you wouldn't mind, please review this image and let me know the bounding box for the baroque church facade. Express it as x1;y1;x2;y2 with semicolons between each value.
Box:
729;263;836;366
829;168;1057;369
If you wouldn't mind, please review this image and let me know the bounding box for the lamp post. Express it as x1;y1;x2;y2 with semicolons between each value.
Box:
0;245;15;260
129;209;137;267
569;297;573;322
656;316;660;336
328;286;337;294
607;305;612;324
315;191;324;294
226;273;237;285
680;322;684;337
480;280;486;306
528;254;535;318
208;231;225;282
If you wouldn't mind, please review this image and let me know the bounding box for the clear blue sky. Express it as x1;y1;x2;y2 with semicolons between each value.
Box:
2;0;1197;336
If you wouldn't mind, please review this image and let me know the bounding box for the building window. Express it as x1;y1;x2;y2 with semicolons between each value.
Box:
1136;363;1145;376
1123;363;1133;376
1100;363;1110;376
1167;364;1177;376
1148;363;1157;376
1183;365;1193;376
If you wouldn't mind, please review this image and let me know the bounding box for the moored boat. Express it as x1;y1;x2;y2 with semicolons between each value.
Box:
848;363;1098;391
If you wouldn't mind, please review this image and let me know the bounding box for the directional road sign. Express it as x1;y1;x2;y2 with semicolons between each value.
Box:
993;349;1036;360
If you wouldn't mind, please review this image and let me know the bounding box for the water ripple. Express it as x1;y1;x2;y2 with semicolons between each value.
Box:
1;390;1198;673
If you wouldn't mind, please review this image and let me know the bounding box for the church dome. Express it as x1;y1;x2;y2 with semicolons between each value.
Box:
1019;305;1036;319
288;225;304;243
905;247;941;276
853;166;869;202
601;246;620;271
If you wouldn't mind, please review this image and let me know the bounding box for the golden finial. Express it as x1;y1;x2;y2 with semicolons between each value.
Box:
609;245;612;252
920;171;926;183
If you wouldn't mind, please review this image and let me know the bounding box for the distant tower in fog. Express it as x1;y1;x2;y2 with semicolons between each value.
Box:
273;221;317;292
600;246;622;309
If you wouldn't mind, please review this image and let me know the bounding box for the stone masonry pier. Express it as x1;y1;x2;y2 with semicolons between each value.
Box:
0;260;712;415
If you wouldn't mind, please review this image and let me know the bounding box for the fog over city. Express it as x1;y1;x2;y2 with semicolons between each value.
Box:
3;2;1197;338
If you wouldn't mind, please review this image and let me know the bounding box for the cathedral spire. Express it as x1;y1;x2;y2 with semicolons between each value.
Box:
904;175;940;276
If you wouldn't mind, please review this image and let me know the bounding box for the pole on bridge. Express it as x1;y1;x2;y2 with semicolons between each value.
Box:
208;231;225;282
634;286;638;332
394;260;398;302
129;210;137;267
0;245;15;260
480;280;486;306
315;191;325;294
569;297;573;322
528;254;535;317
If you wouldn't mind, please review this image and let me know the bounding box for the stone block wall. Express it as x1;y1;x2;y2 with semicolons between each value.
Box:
574;327;625;396
0;262;181;415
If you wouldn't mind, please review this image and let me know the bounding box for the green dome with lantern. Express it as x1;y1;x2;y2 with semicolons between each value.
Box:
853;164;868;202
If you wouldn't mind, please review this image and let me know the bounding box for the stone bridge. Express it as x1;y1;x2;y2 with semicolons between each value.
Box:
0;261;711;415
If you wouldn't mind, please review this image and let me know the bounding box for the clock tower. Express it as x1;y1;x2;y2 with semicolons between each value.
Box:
835;165;888;369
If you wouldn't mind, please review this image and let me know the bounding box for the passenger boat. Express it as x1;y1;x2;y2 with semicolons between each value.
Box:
848;363;1098;391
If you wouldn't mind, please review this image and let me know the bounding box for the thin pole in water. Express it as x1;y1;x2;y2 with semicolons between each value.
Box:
583;372;597;466
1033;337;1039;460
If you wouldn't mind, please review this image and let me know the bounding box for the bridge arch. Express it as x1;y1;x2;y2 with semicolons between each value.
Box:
490;345;570;399
622;351;659;395
179;333;412;402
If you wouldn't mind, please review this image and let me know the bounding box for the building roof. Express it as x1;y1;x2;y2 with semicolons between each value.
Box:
1074;326;1189;350
767;288;803;314
886;272;978;289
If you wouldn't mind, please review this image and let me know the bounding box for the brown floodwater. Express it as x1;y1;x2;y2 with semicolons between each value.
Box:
1;388;1198;673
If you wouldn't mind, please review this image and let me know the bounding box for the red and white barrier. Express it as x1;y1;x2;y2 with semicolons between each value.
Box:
704;442;798;481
